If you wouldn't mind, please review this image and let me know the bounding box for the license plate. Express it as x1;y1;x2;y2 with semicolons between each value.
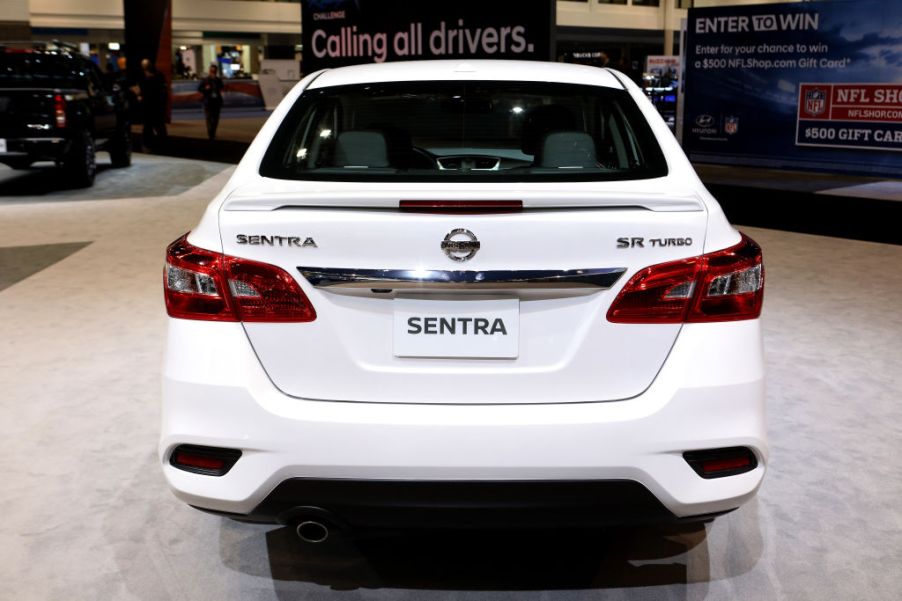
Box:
0;139;6;153
393;298;519;359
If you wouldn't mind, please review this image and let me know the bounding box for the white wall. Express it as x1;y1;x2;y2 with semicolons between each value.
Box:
694;0;801;6
28;0;301;34
558;1;668;30
557;1;688;33
557;0;803;34
26;0;804;39
29;0;121;29
174;0;300;35
1;0;30;22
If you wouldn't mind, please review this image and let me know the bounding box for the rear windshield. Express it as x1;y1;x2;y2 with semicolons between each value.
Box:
260;80;668;182
0;53;87;89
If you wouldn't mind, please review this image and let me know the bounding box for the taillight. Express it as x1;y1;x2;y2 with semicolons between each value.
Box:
164;233;316;322
607;233;763;324
53;94;66;128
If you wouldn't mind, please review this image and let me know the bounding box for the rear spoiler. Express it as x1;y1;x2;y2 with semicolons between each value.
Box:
224;191;704;212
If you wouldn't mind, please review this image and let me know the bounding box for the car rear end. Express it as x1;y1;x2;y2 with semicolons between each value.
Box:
0;47;83;166
160;61;766;532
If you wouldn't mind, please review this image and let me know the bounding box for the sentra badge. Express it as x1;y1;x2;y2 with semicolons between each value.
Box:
236;235;317;248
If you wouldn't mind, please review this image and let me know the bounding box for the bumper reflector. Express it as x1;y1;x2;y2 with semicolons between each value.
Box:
170;444;242;476
684;447;757;479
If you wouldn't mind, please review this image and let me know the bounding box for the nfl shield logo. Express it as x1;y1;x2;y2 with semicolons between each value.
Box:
805;89;827;117
725;116;739;135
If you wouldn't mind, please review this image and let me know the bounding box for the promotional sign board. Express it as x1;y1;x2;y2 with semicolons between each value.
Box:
300;0;555;72
683;0;902;176
646;55;680;77
797;83;902;152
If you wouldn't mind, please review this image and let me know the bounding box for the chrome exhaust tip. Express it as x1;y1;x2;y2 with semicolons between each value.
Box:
296;520;329;544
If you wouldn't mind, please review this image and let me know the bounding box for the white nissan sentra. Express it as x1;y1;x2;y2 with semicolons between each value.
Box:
161;60;765;542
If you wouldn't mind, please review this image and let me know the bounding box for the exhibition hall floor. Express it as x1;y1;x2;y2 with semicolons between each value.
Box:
1;156;900;601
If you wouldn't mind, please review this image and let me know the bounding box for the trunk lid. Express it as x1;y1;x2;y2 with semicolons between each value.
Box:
219;184;707;404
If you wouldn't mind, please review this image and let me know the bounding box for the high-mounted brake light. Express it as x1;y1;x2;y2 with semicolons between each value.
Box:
607;234;764;324
400;200;523;213
164;234;316;322
53;94;66;128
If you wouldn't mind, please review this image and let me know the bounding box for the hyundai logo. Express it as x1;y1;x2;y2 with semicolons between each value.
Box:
441;228;480;262
695;114;715;128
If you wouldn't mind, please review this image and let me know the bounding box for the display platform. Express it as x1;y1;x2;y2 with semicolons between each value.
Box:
0;155;900;600
698;164;902;245
0;153;226;204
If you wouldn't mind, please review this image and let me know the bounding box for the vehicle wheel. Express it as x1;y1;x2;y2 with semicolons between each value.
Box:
109;123;132;168
64;130;96;187
3;158;33;170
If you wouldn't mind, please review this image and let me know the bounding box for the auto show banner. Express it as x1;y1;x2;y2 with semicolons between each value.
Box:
300;0;555;71
683;0;902;175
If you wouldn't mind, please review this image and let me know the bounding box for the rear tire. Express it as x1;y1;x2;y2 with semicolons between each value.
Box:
63;130;96;187
109;123;132;168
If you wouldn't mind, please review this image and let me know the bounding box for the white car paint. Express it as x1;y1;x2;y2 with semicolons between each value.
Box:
160;60;766;525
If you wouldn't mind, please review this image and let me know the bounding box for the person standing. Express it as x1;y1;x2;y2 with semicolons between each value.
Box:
198;64;225;141
138;58;168;149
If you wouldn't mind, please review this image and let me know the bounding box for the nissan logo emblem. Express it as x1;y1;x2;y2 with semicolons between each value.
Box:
441;228;480;262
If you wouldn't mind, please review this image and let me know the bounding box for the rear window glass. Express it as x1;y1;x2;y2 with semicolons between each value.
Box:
0;53;87;89
260;80;668;182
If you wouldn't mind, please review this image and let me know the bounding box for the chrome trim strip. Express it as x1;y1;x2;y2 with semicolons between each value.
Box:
299;267;627;290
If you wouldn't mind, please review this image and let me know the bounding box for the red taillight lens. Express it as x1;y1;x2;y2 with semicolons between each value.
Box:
604;258;701;323
607;233;764;324
164;233;316;322
53;94;66;128
165;235;233;320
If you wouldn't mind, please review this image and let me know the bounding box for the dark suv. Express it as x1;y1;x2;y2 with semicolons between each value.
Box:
0;41;131;187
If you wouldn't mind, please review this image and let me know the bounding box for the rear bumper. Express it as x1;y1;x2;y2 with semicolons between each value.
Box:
160;318;767;524
0;136;68;161
193;478;733;528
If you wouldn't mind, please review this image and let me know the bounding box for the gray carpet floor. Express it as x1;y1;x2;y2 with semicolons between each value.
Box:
0;153;227;204
0;161;900;600
0;242;92;292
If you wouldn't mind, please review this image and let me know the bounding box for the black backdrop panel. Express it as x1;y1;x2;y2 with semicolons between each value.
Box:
301;0;555;72
123;0;172;84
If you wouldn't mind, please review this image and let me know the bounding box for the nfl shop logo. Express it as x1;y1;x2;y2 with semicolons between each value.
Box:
725;116;739;135
805;88;827;117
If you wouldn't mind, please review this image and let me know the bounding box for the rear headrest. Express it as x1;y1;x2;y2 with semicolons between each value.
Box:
334;131;390;168
521;105;577;155
538;131;598;169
